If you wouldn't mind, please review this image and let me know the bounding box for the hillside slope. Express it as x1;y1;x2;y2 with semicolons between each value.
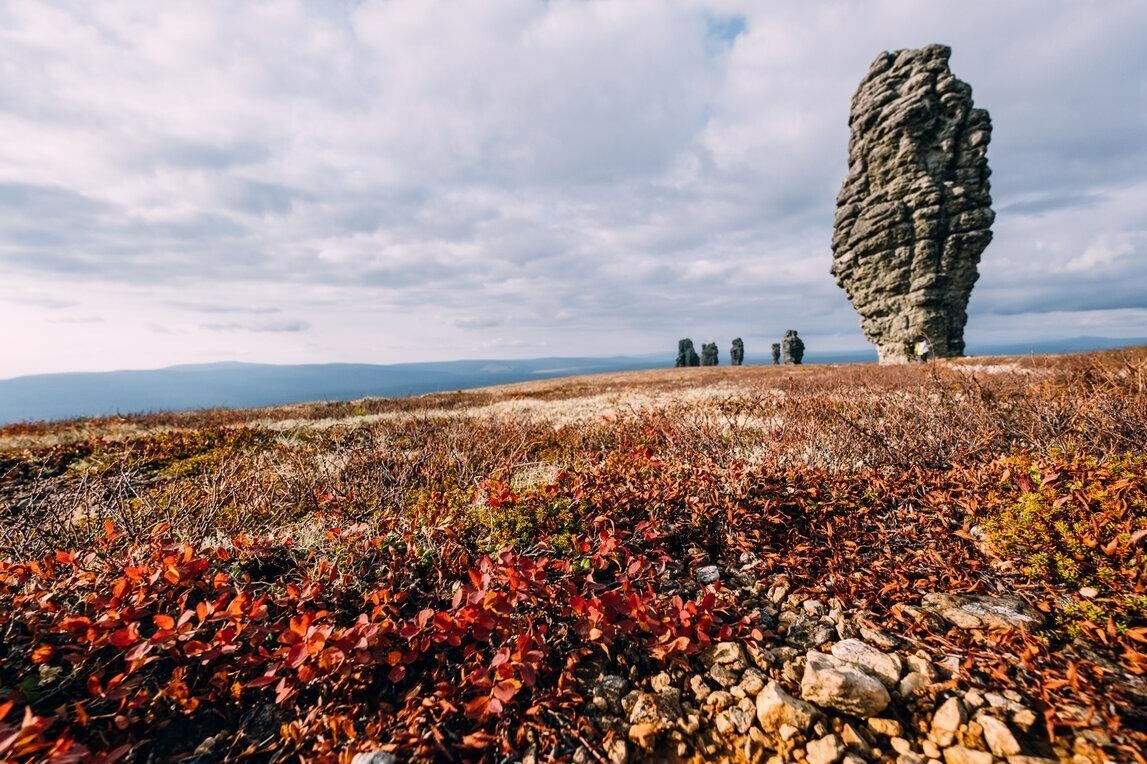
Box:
1;351;1145;763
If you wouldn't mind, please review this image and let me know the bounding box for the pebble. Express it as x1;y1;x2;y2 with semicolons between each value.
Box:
802;650;891;717
899;671;931;697
756;681;816;733
869;718;903;737
806;733;845;764
977;713;1021;757
737;668;766;697
1011;707;1038;732
942;746;993;764
350;754;396;764
695;565;720;585
703;641;746;667
830;638;903;688
932;696;967;733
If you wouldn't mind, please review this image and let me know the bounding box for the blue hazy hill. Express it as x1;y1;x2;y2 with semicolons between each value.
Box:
1;337;1142;425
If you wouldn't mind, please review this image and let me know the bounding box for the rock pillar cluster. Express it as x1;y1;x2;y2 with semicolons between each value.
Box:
831;44;994;363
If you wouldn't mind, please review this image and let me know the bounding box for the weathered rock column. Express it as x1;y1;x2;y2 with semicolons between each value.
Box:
781;330;805;365
676;339;700;367
831;44;994;363
701;342;719;366
771;343;781;365
730;338;744;366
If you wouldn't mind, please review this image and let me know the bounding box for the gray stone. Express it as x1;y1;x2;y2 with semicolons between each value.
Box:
771;343;781;365
675;338;700;367
756;681;817;733
593;675;630;714
716;703;755;735
628;688;684;727
737;668;766;697
831;44;994;363
700;342;719;366
695;565;720;585
688;674;712;702
801;650;891;717
604;738;628;764
785;614;837;650
921;592;1044;632
708;662;740;688
702;641;746;667
931;696;966;747
731;337;745;366
830;638;903;688
781;330;805;364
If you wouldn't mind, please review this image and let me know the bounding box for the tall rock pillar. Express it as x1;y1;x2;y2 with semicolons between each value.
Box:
831;44;994;363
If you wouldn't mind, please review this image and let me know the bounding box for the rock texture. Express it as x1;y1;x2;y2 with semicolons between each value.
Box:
771;343;781;365
781;330;804;365
701;343;719;366
578;591;1065;764
831;44;994;364
676;339;700;368
730;338;744;366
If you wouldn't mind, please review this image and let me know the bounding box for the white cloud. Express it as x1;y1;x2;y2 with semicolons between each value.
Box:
1;0;1146;377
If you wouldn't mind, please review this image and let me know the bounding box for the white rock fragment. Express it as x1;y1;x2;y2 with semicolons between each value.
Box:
806;733;845;764
932;696;967;733
977;713;1021;757
830;638;903;688
801;651;891;717
756;681;817;733
942;746;993;764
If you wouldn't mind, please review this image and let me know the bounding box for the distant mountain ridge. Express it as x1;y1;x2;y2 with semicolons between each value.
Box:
1;337;1143;425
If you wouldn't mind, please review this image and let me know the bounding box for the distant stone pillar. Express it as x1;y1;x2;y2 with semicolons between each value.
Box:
675;338;700;367
771;343;781;365
700;342;719;366
781;330;805;365
730;338;744;366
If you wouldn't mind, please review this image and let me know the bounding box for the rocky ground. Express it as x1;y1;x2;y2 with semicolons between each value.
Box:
578;589;1076;764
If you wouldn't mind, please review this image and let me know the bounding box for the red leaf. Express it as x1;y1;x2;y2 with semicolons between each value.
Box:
491;678;520;703
286;643;308;669
108;627;137;649
246;673;278;689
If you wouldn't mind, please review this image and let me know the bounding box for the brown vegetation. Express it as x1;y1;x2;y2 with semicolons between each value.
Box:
1;349;1145;762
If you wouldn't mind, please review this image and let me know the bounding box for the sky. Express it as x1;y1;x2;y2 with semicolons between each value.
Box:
2;0;1146;377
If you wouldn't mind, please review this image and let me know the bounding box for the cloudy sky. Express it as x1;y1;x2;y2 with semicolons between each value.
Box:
2;1;1146;377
